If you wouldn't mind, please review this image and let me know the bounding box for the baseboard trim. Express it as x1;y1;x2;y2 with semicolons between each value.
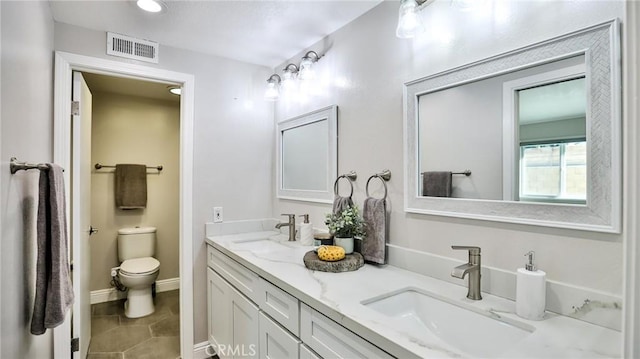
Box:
193;341;213;359
90;277;180;304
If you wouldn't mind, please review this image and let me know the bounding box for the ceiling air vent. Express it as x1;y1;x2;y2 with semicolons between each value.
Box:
107;32;159;63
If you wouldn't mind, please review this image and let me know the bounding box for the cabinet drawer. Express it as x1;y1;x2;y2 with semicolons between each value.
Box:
259;312;300;359
300;344;322;359
258;277;300;336
300;304;393;359
208;245;260;304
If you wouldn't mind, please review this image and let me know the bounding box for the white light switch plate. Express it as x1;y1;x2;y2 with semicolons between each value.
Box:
213;207;223;223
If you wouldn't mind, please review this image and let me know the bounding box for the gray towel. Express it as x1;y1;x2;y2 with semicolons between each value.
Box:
332;196;354;215
115;164;147;209
422;171;452;197
362;197;387;265
31;164;74;335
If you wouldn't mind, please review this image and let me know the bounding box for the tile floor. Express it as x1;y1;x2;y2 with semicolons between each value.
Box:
88;290;180;359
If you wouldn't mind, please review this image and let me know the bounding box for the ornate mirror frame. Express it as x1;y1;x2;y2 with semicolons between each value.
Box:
403;20;621;233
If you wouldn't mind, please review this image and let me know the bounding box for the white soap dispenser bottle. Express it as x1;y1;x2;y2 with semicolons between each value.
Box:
299;214;314;246
516;251;546;320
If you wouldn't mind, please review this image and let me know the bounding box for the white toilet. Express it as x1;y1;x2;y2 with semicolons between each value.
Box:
117;226;160;318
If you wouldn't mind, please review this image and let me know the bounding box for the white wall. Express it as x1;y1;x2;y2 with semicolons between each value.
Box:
90;92;180;291
54;22;274;345
273;1;623;299
0;1;55;357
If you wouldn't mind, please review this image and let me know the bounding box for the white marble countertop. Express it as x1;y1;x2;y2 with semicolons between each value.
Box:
206;230;621;358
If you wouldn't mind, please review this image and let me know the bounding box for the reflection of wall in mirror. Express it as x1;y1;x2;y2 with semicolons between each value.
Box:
418;55;585;200
281;120;329;191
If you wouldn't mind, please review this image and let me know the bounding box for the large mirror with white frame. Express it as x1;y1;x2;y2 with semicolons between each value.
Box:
404;20;621;232
277;105;337;203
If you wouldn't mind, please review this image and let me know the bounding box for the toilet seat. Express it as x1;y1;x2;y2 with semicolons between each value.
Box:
120;257;160;276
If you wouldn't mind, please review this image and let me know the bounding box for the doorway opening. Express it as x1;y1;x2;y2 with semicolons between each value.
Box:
52;52;194;359
80;72;182;357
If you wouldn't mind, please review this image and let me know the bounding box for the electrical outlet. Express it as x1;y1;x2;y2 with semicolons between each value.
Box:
213;207;223;223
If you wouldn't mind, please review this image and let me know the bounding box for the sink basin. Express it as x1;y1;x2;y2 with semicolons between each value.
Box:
230;238;288;253
362;287;535;357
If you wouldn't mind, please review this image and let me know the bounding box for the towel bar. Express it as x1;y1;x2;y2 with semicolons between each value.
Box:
9;157;61;174
453;170;472;176
420;170;471;176
333;171;357;197
94;163;163;171
366;170;391;199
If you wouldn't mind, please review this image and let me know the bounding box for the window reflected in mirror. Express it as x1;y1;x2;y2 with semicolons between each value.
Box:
516;76;586;204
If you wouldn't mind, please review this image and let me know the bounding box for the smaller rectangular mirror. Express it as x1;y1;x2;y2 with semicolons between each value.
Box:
277;105;337;203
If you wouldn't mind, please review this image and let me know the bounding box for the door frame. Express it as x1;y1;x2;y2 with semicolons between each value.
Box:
52;51;195;359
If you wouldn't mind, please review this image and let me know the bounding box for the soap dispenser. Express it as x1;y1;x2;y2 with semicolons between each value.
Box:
516;251;546;320
299;214;314;246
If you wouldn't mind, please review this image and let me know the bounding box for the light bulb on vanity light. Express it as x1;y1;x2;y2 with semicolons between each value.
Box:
299;51;320;80
396;0;425;38
281;63;299;92
264;74;281;101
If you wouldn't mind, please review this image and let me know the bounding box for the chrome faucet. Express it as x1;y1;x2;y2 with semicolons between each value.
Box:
451;246;482;300
275;214;296;241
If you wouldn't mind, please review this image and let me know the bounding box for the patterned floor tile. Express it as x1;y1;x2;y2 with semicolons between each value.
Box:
123;336;180;359
88;290;179;356
150;315;180;337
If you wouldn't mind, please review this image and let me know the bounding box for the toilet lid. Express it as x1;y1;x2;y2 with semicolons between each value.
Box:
120;257;160;275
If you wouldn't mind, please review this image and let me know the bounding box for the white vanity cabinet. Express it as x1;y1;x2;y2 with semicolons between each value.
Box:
300;304;393;359
258;277;300;336
259;311;301;359
300;344;322;359
207;268;231;351
207;268;259;359
207;244;393;359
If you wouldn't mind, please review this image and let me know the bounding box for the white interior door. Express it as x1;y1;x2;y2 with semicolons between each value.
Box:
72;71;92;359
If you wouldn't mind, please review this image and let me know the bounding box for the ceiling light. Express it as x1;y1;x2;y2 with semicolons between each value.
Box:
299;51;321;80
396;0;426;38
264;74;281;101
168;86;181;95
137;0;165;13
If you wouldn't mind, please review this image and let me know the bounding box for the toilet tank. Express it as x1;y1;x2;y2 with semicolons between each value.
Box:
117;227;157;262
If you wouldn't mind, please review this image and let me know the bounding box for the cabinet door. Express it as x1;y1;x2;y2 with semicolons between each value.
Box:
259;312;300;359
300;304;393;359
230;284;260;359
208;268;231;352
